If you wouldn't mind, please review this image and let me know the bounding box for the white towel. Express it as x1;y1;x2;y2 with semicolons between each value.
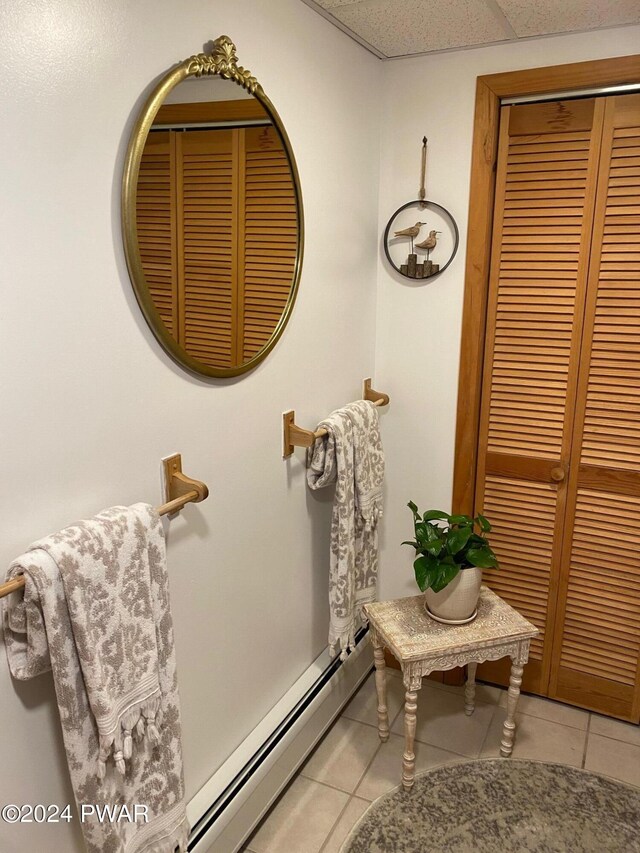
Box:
307;400;385;658
3;503;188;853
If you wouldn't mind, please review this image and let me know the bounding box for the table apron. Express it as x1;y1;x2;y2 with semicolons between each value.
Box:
400;640;531;690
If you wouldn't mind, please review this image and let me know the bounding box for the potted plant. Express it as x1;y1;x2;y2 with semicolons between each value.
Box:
402;502;499;624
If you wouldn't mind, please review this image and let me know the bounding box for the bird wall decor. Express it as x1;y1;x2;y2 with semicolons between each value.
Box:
393;221;425;254
383;137;460;281
415;230;441;261
392;221;443;279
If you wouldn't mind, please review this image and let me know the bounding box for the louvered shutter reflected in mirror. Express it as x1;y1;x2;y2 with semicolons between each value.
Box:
136;131;177;336
137;124;297;370
178;130;236;367
241;126;298;361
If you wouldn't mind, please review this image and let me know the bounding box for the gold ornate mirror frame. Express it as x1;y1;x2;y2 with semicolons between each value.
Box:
122;36;304;378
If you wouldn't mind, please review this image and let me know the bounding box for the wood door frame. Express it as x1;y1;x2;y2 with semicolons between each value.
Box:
452;54;640;516
154;99;269;126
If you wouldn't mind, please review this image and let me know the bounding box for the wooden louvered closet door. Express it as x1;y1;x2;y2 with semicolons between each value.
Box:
549;93;640;719
475;98;606;696
475;93;640;719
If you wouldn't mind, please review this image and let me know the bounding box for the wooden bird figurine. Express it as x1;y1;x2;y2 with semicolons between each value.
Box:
415;230;441;260
394;221;425;253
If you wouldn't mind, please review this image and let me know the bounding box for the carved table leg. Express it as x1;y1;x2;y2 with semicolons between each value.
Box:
464;662;478;716
402;687;419;790
501;659;524;757
372;643;389;742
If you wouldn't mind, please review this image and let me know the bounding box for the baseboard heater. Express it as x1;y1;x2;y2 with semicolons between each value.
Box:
186;628;373;853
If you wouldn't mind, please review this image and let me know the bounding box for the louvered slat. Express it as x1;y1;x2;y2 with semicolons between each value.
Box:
136;132;176;335
559;490;640;687
581;125;640;471
179;130;236;368
240;126;297;360
487;121;594;459
482;477;555;661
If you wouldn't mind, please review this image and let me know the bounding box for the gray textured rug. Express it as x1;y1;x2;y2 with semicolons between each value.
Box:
343;759;640;852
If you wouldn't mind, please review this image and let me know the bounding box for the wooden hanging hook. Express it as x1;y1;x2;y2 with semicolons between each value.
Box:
419;136;428;206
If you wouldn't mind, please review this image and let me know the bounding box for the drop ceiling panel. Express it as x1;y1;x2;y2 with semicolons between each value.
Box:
498;0;640;37
303;0;640;58
318;0;513;56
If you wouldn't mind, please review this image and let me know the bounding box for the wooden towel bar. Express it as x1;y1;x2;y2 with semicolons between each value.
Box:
283;378;390;458
0;453;208;600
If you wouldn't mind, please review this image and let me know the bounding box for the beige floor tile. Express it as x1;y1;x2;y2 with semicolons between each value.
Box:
355;732;465;801
390;682;496;757
301;717;382;793
590;713;640;747
320;797;370;853
481;708;586;767
498;691;588;730
342;671;405;729
246;777;349;853
386;666;403;678
430;679;504;705
585;734;640;787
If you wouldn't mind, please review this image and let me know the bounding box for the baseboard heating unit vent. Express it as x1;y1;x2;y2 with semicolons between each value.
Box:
187;628;372;853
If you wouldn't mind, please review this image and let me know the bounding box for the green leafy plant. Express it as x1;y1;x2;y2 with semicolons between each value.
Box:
403;502;499;594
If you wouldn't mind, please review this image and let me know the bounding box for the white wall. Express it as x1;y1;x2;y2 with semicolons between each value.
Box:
375;25;640;601
0;2;381;850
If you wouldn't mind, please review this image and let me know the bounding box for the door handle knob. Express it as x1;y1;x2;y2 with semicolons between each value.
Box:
550;466;566;483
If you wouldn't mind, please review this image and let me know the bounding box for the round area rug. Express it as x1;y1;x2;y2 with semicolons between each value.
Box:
342;759;640;852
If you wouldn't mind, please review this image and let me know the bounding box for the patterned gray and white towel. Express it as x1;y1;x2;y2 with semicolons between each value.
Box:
307;400;385;659
3;503;188;853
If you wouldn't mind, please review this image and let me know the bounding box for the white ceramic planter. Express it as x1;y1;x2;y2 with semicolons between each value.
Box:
425;566;482;624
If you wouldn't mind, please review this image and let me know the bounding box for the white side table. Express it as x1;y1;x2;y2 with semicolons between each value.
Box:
364;586;538;790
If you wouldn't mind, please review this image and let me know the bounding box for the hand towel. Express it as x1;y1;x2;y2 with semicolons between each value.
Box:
306;400;385;658
3;503;188;853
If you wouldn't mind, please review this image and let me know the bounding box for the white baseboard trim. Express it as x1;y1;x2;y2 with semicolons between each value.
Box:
187;629;373;853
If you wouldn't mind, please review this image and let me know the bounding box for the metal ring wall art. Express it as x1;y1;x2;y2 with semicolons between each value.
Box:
384;199;459;282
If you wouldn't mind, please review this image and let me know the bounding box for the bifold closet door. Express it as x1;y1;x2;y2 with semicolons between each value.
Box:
474;98;605;694
549;94;640;720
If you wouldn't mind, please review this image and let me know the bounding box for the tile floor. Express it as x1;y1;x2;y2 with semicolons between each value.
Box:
243;668;640;853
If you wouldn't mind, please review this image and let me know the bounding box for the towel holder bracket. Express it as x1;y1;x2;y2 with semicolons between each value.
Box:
363;378;389;407
282;411;315;458
162;454;209;513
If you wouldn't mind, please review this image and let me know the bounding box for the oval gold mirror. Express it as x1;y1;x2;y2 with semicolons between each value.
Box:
122;36;303;377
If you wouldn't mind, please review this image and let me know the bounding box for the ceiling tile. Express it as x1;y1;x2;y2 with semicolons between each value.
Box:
326;0;513;57
497;0;640;37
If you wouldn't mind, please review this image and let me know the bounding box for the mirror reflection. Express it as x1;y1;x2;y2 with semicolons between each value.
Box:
135;75;299;371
